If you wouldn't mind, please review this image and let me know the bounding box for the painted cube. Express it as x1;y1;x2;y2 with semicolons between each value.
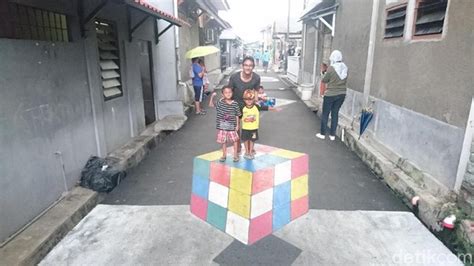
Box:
190;144;309;245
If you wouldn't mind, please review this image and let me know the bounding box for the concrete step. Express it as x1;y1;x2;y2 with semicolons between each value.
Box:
0;187;98;266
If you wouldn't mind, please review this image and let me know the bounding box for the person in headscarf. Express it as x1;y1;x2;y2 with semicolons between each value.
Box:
316;50;348;141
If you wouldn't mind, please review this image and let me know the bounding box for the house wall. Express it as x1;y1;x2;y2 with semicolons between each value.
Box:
0;1;96;243
339;0;474;189
301;24;317;84
371;0;473;128
0;0;174;243
178;19;200;81
331;0;372;93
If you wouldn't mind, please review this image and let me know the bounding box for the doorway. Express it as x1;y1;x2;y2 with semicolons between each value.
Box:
138;40;156;125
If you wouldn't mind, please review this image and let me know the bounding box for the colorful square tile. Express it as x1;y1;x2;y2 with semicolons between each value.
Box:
226;211;250;244
230;168;252;194
198;150;224;161
208;181;229;208
193;157;210;179
252;167;274;194
228;189;251;219
274;160;291;186
192;175;209;199
273;202;291;231
274;181;291;208
207;202;227;231
249;211;273;245
270;149;305;159
190;194;208;221
291;175;308;201
250;188;273;219
291;154;309;179
210;162;231;187
291;195;309;220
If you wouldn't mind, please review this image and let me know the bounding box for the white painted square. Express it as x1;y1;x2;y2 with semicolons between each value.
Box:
274;160;291;185
250;188;273;219
226;211;249;244
208;182;229;208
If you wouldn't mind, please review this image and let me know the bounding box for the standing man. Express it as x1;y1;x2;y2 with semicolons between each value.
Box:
262;50;271;73
192;57;206;115
254;50;261;67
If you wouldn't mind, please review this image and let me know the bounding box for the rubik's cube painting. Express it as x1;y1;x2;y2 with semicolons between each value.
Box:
190;144;309;245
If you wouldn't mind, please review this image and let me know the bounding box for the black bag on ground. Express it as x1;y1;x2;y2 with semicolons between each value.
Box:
80;156;126;192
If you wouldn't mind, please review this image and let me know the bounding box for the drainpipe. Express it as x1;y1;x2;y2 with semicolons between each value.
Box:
362;0;380;106
174;0;181;82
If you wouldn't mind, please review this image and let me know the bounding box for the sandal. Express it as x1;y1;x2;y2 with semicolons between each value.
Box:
233;157;240;162
219;156;226;162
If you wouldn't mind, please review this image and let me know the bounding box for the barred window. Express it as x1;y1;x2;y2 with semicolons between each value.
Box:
384;5;407;39
414;0;448;36
0;2;69;42
95;19;123;100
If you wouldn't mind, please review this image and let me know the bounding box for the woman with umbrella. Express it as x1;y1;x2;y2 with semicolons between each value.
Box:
186;46;220;115
315;50;348;141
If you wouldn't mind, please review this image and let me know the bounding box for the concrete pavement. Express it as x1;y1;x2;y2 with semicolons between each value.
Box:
38;68;462;265
40;205;462;265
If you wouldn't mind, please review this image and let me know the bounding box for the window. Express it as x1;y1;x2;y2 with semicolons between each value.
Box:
384;5;407;39
95;19;122;100
0;2;69;42
205;28;215;43
414;0;448;36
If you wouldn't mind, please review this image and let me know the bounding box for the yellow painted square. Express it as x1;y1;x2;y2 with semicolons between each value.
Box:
198;150;223;161
230;168;252;194
228;189;251;219
291;175;308;200
271;149;304;159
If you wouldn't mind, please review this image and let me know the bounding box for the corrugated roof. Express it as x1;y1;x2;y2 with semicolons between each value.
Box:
128;0;190;27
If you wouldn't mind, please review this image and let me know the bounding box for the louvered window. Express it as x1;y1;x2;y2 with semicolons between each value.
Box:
414;0;447;36
95;19;122;100
384;5;406;39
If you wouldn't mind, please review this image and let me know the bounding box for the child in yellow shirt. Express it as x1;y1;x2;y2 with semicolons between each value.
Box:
241;89;279;160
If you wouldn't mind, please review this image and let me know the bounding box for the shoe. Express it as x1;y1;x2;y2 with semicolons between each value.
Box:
219;156;226;162
195;111;206;115
244;154;251;160
329;135;336;141
315;133;325;140
233;157;240;162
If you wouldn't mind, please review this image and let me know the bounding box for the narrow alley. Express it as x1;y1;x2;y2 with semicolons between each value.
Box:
39;68;460;265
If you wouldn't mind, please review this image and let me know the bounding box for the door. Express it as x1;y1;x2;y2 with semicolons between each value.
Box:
138;40;156;125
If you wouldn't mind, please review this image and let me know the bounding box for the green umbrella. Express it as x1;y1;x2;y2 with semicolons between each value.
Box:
185;46;220;59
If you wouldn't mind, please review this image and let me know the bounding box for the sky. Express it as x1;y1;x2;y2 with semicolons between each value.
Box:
219;0;313;43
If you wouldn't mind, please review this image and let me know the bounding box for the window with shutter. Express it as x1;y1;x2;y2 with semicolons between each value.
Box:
384;5;407;39
414;0;448;37
95;19;122;100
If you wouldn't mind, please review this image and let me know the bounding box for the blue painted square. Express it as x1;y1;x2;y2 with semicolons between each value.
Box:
193;157;210;179
273;202;291;231
192;175;209;199
230;158;272;172
207;202;227;231
273;181;291;208
256;154;288;165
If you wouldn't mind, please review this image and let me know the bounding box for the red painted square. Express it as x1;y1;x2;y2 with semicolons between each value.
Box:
254;144;279;153
252;168;274;195
291;195;308;220
190;194;208;221
291;154;309;179
210;162;230;187
248;210;273;245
